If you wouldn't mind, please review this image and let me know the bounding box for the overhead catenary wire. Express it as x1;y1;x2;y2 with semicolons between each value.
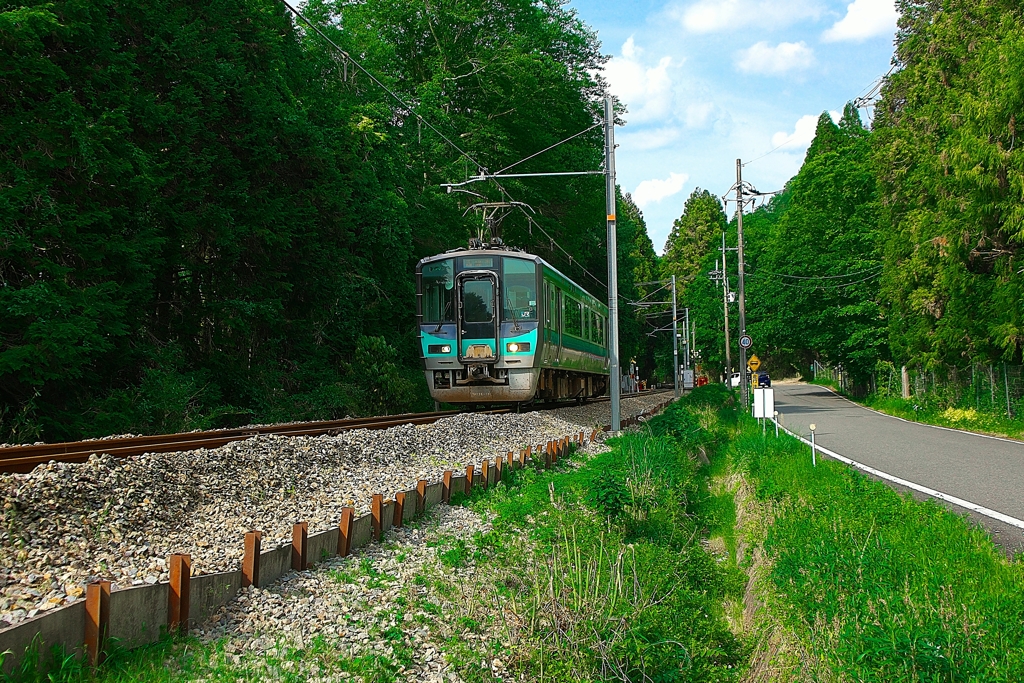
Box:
281;0;481;171
493;123;603;175
282;1;615;301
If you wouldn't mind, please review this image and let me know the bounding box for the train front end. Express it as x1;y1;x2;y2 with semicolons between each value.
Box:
416;249;541;404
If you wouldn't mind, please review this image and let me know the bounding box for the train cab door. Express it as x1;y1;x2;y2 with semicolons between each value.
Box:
456;272;499;363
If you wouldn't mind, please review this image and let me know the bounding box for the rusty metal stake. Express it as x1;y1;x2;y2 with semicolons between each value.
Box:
242;530;262;588
168;554;191;633
84;580;111;667
442;470;453;503
338;508;354;557
393;492;406;528
495;456;503;483
465;464;474;495
371;494;383;542
292;521;308;571
481;460;490;489
417;480;427;515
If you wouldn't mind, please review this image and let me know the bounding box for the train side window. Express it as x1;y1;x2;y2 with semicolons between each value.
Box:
563;296;582;337
544;282;553;326
550;285;558;330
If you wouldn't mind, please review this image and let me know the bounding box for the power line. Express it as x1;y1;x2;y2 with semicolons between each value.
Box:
743;65;897;168
750;269;883;289
754;265;883;280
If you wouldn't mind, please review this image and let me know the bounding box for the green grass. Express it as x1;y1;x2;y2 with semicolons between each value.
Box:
428;386;749;682
811;375;1024;441
732;420;1024;681
863;394;1024;441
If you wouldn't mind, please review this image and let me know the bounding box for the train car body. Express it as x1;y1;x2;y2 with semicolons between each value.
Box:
416;246;609;404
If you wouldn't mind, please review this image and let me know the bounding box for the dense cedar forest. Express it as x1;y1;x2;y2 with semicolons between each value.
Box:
2;0;1021;441
0;0;656;441
663;0;1023;388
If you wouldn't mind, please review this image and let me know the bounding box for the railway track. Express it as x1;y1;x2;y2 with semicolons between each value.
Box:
0;391;671;474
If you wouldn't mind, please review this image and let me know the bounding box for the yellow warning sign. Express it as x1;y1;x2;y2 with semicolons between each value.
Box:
747;355;761;372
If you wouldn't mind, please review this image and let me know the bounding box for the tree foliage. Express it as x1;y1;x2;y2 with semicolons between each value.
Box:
666;0;1024;386
874;0;1024;368
0;0;646;441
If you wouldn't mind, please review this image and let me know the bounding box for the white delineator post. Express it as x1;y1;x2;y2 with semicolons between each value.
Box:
605;96;621;434
809;423;817;467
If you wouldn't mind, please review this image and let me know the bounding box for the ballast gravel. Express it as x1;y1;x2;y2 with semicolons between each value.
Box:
0;393;668;627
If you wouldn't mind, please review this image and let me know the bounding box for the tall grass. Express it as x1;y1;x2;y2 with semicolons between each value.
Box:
733;421;1024;681
446;391;748;682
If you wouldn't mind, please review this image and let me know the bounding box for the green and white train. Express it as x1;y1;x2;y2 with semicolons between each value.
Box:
416;246;609;405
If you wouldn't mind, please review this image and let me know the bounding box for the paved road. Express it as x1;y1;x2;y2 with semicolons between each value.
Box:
774;383;1024;553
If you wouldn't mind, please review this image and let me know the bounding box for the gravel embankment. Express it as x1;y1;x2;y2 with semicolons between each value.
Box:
193;504;494;682
0;393;668;628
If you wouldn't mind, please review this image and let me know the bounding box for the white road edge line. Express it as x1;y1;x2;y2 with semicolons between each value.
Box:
815;383;1024;447
776;422;1024;531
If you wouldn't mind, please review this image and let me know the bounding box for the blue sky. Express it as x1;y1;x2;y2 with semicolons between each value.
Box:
567;0;899;252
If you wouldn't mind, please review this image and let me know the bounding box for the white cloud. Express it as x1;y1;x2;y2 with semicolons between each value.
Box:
736;41;814;75
633;172;690;208
770;110;841;150
822;0;899;42
605;37;675;124
685;102;716;128
675;0;823;33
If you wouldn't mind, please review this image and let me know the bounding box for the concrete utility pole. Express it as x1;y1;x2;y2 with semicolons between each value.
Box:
672;274;679;398
721;232;732;379
605;96;621;433
685;307;691;370
736;159;749;408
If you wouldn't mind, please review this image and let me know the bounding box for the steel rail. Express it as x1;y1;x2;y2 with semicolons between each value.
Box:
0;409;506;474
0;390;673;474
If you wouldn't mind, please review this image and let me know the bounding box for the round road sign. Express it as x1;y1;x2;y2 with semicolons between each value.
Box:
739;334;752;349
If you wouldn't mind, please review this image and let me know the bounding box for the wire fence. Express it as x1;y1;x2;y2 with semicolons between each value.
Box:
812;359;1024;418
871;360;1024;418
811;360;854;394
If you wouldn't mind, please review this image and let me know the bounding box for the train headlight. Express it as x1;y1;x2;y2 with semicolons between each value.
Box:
428;344;452;354
506;342;530;353
508;343;519;353
441;345;451;353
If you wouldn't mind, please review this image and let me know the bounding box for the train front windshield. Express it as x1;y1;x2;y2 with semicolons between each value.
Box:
422;259;454;323
502;258;537;321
